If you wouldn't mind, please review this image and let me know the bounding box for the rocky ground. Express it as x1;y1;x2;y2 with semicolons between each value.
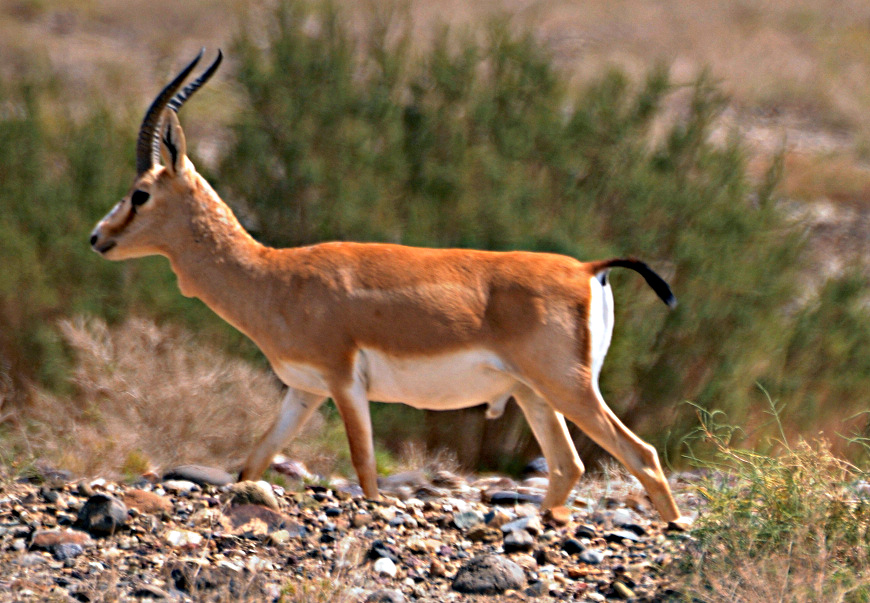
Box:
0;461;698;602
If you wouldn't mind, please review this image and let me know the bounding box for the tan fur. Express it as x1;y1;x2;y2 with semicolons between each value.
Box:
91;82;689;527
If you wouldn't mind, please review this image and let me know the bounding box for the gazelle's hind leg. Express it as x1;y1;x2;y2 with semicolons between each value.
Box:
513;386;584;510
551;384;682;523
240;387;326;481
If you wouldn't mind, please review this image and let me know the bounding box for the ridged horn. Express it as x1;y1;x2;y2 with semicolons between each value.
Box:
135;49;204;175
168;49;223;114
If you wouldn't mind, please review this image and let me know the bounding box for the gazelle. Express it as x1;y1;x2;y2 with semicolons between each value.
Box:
91;50;690;527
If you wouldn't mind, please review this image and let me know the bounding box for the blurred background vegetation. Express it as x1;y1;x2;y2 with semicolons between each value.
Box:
1;0;869;478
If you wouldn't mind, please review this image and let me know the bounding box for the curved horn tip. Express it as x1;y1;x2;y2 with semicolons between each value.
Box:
135;49;208;174
167;48;224;114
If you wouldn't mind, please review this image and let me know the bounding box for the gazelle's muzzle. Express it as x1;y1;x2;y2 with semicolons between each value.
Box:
89;225;116;255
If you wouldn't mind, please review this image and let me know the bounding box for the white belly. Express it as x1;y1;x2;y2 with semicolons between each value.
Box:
359;347;517;410
273;360;331;396
273;348;519;411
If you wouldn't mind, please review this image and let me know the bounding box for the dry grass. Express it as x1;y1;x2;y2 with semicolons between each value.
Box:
678;405;870;602
683;549;859;603
779;151;870;205
7;316;460;482
11;316;329;479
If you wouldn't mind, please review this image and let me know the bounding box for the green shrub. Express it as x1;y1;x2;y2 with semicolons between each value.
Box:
1;0;868;475
0;73;257;404
0;79;129;392
218;0;815;467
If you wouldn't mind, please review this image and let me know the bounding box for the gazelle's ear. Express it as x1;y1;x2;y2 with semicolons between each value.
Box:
159;109;187;176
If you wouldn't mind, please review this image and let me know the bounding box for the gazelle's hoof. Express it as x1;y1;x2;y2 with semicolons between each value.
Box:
666;515;694;532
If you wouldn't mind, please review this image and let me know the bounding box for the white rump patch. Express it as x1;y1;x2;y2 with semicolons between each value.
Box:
588;274;615;385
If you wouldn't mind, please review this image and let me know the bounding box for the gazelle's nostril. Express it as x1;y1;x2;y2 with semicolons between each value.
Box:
90;233;99;247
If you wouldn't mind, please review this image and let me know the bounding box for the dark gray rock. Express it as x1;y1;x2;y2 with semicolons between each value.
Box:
17;553;48;567
521;457;548;477
525;581;549;597
561;538;585;555
368;540;400;563
75;494;127;536
40;487;61;504
162;464;233;487
503;529;534;553
20;462;72;486
488;491;543;506
452;555;526;594
52;543;84;561
604;530;642;544
621;522;648;536
366;589;405;603
499;516;543;535
579;549;605;565
453;510;483;530
610;509;649;536
574;524;597;539
132;584;172;599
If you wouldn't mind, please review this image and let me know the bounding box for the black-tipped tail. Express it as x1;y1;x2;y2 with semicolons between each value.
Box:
591;258;677;308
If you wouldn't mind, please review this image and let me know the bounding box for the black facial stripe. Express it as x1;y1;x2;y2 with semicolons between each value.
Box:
119;201;137;228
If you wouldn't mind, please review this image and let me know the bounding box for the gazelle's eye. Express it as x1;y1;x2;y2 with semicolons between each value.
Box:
131;189;150;207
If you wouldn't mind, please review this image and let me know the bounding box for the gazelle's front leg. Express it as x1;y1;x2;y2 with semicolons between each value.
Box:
331;378;379;499
240;387;326;481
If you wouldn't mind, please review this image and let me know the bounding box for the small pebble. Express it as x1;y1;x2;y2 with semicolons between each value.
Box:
562;538;585;555
503;529;535;553
373;556;398;578
580;549;605;565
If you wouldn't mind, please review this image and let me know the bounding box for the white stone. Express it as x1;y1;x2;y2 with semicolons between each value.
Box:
162;480;196;494
374;506;397;522
373;557;398;578
165;530;203;548
217;560;243;573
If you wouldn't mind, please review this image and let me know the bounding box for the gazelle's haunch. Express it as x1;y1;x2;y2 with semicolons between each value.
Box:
90;50;691;528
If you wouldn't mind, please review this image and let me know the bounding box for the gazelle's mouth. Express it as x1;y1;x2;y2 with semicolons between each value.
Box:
93;240;117;254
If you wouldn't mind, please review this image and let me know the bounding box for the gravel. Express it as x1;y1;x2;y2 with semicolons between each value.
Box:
0;464;694;601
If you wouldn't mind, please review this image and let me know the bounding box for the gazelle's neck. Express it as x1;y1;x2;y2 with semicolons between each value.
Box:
163;175;273;340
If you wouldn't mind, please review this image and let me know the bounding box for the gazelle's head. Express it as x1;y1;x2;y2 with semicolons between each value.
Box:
90;49;222;260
